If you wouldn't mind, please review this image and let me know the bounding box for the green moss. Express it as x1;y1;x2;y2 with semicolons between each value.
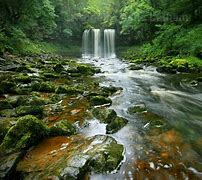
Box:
31;82;55;93
100;86;123;97
0;80;16;94
0;115;49;151
90;96;112;106
15;74;32;84
53;64;65;73
92;108;117;123
49;120;77;136
106;117;128;134
128;103;147;114
16;105;43;118
0;118;17;144
0;100;13;110
56;86;83;95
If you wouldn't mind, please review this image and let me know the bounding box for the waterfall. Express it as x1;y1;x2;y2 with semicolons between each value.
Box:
93;29;101;58
104;29;116;58
82;30;90;58
82;29;116;59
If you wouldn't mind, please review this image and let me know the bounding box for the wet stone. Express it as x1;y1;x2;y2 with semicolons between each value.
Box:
16;135;124;179
128;103;147;114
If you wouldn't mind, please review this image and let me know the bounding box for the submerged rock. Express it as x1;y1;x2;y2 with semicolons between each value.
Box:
90;96;112;106
100;86;123;97
106;116;128;134
128;103;147;114
92;108;128;134
31;82;55;93
16;135;124;179
92;108;117;123
49;120;77;136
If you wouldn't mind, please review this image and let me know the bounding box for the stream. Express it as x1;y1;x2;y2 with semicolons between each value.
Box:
80;57;202;179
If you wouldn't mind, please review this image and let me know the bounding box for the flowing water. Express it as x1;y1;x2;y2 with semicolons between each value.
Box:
80;57;202;180
82;29;116;59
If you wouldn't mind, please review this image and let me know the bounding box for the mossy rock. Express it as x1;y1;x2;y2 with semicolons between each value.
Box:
90;96;112;106
0;118;17;144
42;72;60;79
128;103;147;114
0;80;17;94
76;65;95;75
49;120;77;136
92;108;117;123
56;86;83;95
15;65;32;73
31;82;55;93
16;105;43;118
100;86;123;97
0;100;13;110
129;64;143;70
0;115;49;151
15;74;32;84
106;116;128;134
156;66;177;74
53;64;65;73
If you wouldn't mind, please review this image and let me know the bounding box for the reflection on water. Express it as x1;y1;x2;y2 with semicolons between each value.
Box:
80;57;202;179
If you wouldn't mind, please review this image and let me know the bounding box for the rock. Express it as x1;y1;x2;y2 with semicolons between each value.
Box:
129;64;143;70
49;120;77;136
0;100;13;110
0;115;49;152
92;108;117;123
90;96;112;106
42;72;60;79
31;82;55;93
0;152;23;179
106;116;128;134
0;115;49;179
16;135;124;179
53;64;65;73
101;86;123;97
92;108;128;133
56;86;83;95
15;74;32;84
0;118;17;143
76;65;95;75
15;105;44;118
0;80;17;94
0;64;19;71
156;66;177;74
128;103;147;114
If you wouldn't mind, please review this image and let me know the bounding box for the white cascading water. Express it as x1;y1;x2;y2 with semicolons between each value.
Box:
82;30;90;58
93;29;101;58
104;29;116;58
82;29;116;58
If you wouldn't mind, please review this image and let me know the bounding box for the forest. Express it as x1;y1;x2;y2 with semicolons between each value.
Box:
0;0;202;179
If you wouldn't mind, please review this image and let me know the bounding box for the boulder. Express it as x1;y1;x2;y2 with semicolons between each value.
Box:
90;96;112;106
16;135;124;179
0;100;13;110
106;116;128;134
101;86;123;97
0;80;17;94
16;105;44;118
0;115;49;152
0;115;49;179
92;108;117;123
56;86;83;95
49;120;77;136
92;108;128;134
53;64;65;73
31;82;55;93
128;103;147;114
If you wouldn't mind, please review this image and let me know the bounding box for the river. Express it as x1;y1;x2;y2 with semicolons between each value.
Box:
80;57;202;179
